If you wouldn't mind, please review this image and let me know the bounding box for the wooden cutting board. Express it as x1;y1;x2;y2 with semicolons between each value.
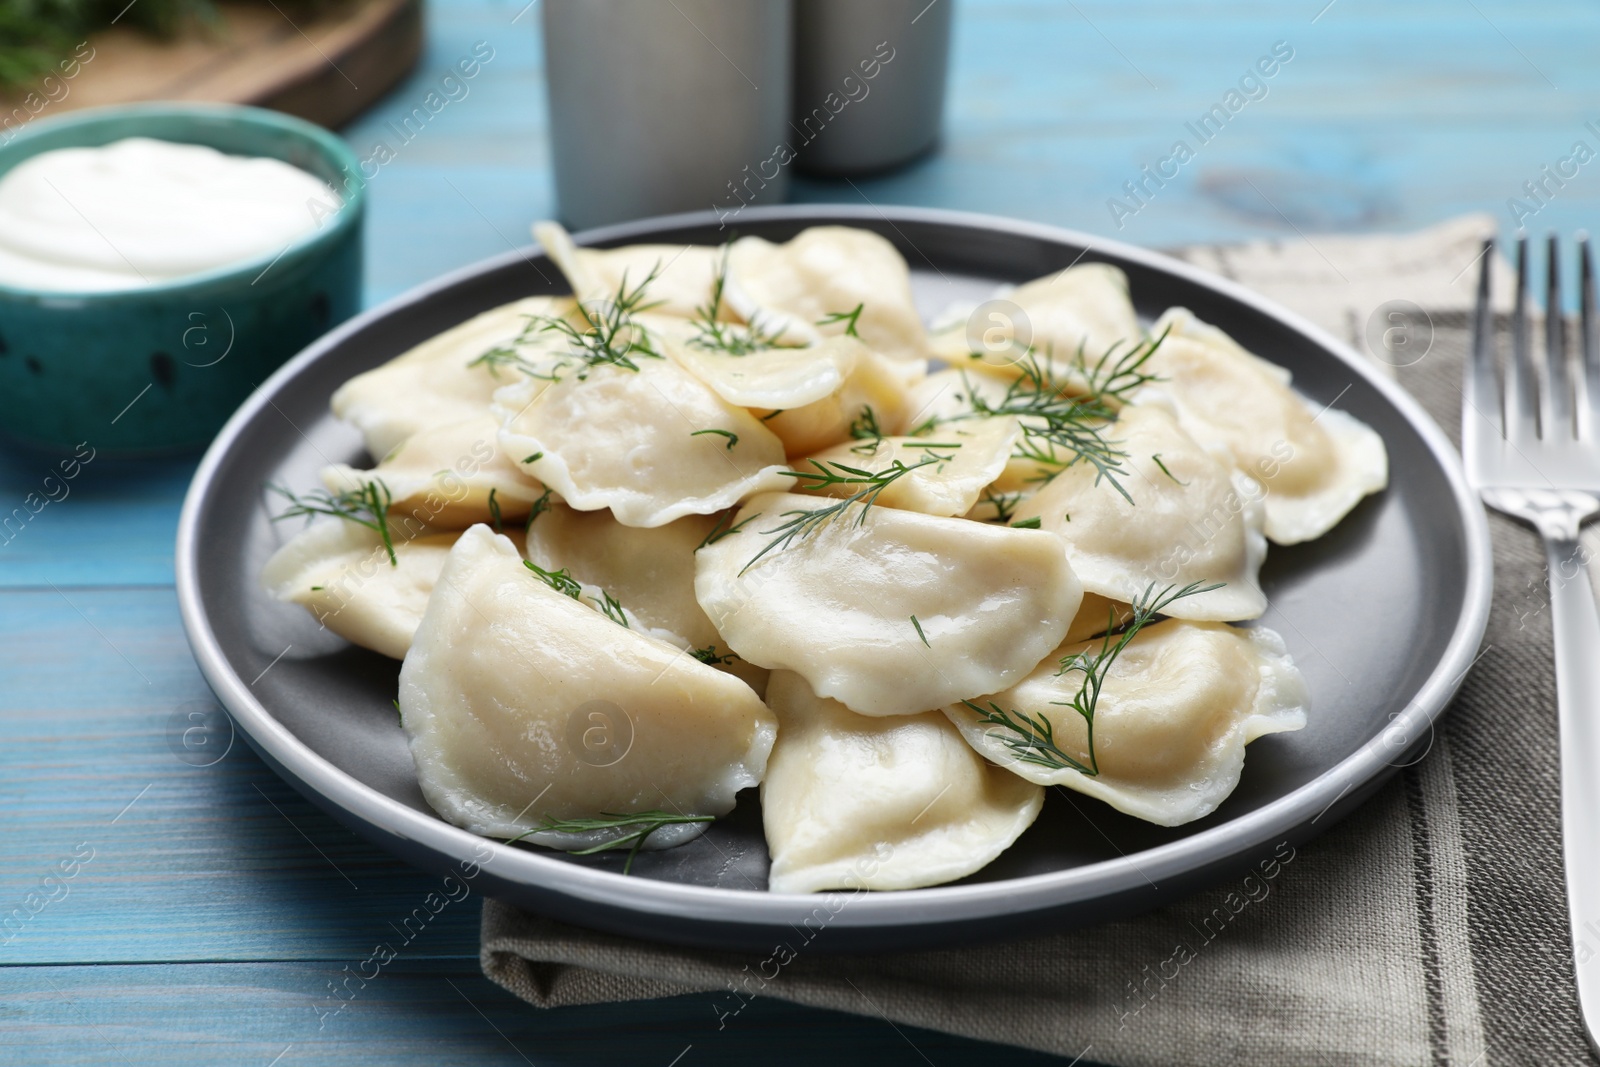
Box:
0;0;423;130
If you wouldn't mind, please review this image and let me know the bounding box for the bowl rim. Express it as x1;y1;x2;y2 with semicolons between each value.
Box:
0;101;364;302
175;203;1496;937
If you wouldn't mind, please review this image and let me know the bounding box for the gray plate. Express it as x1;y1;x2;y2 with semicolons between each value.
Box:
175;206;1492;953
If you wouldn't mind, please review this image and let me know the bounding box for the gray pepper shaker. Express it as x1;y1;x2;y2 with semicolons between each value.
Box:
789;0;953;176
542;0;793;230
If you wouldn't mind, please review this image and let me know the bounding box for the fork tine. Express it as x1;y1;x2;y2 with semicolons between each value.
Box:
1465;237;1501;450
1509;234;1541;443
1582;234;1599;440
1547;233;1574;437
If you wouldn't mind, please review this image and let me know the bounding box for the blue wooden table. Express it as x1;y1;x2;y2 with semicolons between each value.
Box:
5;1;1599;1062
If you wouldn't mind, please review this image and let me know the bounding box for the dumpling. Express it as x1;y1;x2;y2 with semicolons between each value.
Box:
322;412;548;529
793;417;1021;518
525;504;721;648
759;338;925;457
762;671;1043;894
260;519;467;660
1064;592;1133;644
524;503;768;693
695;491;1084;716
494;358;791;527
929;263;1140;377
1145;308;1388;544
1010;402;1268;622
399;525;776;849
331;296;576;459
534;221;723;320
945;620;1308;826
724;227;928;361
664;333;853;411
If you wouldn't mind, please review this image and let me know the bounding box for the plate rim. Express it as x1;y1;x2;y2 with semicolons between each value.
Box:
175;203;1494;932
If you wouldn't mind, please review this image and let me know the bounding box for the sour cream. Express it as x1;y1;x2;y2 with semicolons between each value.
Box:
0;137;339;292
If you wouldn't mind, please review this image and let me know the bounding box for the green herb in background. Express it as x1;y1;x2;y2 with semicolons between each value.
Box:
0;0;344;91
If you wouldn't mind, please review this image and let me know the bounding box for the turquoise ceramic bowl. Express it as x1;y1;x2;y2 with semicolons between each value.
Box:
0;103;364;453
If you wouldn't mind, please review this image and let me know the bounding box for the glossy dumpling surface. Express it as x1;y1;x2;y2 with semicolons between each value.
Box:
794;417;1021;519
524;504;721;649
1146;307;1388;544
331;296;574;459
759;338;924;457
495;358;791;527
931;264;1140;377
260;519;463;660
535;221;722;320
399;526;776;848
694;491;1084;716
762;671;1043;894
665;333;852;411
1010;402;1268;622
322;412;547;529
945;620;1307;825
725;227;928;361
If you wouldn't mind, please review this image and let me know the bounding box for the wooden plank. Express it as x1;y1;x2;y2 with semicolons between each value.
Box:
0;0;423;132
0;588;481;964
0;961;1072;1066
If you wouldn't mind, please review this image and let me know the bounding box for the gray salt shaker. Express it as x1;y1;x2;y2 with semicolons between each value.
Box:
790;0;953;176
542;0;793;230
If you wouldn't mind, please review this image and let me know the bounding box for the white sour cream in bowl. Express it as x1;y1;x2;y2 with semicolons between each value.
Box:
0;136;339;292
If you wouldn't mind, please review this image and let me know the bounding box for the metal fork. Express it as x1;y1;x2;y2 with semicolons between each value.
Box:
1465;233;1600;1050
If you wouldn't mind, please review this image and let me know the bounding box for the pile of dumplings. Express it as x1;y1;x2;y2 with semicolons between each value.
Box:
261;222;1388;894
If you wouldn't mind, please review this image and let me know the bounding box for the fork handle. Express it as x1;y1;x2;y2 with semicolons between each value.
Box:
1542;526;1600;1050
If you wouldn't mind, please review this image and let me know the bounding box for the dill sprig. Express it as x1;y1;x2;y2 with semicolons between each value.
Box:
975;487;1025;524
691;428;739;450
487;488;503;532
967;580;1221;777
522;560;631;627
698;511;760;550
594;589;630;628
504;811;716;874
523;559;583;599
740;457;937;573
817;302;864;338
269;480;397;567
524;488;554;534
849;406;883;440
691;645;735;665
1150;453;1186;486
689;250;793;355
472;266;665;379
934;331;1166;503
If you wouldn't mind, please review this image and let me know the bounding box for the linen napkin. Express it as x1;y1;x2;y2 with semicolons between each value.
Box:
482;214;1593;1066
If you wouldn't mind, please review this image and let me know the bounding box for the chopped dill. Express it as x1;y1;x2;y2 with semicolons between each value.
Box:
691;428;739;450
690;645;736;666
911;615;930;647
269;479;397;567
504;811;717;874
1011;516;1042;529
594;589;630;629
976;488;1025;524
817;302;864;338
689;249;793;354
472;266;664;379
965;580;1220;777
523;452;544;464
525;488;555;534
487;488;503;532
523;559;583;599
741;457;937;573
698;511;761;550
1150;453;1186;486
